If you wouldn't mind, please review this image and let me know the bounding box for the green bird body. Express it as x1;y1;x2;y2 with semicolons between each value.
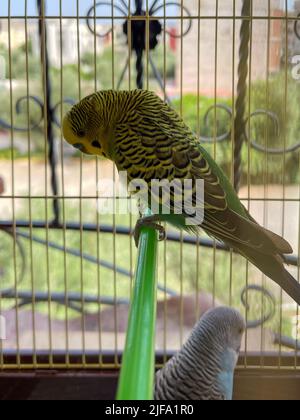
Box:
63;89;300;305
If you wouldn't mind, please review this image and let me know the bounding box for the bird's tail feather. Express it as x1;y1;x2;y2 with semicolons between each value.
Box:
277;269;300;306
241;204;293;254
238;246;300;306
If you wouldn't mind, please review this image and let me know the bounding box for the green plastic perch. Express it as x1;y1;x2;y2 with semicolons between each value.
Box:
116;220;159;400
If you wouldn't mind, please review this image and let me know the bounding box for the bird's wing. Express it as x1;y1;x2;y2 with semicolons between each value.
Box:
135;106;292;256
173;143;292;255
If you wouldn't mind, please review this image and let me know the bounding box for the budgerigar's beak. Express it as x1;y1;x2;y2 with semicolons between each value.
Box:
78;147;93;156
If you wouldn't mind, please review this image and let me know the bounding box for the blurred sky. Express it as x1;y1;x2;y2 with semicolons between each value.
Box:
0;0;295;17
0;0;175;17
0;0;121;16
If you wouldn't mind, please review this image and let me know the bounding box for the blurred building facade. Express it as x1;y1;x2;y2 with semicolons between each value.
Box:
0;19;111;68
0;20;32;50
175;0;284;97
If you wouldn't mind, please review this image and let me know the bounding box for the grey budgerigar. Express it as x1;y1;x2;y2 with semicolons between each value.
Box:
155;306;245;400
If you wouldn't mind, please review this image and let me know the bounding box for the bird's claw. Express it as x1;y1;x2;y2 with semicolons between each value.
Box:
134;216;166;247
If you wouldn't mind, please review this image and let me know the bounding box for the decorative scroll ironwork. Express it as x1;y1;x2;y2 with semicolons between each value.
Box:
0;96;75;132
86;0;192;91
0;96;44;132
241;285;300;348
150;1;192;38
85;1;192;40
241;285;276;329
200;106;300;155
86;1;127;38
244;110;300;155
200;104;233;143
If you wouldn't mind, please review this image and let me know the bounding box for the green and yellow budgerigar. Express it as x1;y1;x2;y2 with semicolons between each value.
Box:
62;89;300;305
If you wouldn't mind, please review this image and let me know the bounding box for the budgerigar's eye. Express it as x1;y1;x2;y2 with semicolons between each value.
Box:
92;140;102;149
77;130;86;138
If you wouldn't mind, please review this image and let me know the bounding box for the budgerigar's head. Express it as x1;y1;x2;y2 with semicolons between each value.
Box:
199;306;245;354
194;306;245;400
62;93;108;157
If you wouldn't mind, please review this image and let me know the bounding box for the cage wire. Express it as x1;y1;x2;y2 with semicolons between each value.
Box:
0;0;299;371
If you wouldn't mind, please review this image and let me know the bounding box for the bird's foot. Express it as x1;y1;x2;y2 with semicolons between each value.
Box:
134;215;166;247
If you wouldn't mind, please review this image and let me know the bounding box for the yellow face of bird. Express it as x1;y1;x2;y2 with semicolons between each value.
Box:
62;94;107;157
